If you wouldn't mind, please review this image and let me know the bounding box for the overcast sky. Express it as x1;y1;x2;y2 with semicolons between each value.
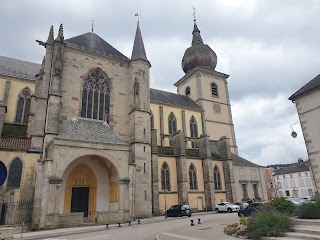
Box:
2;0;319;166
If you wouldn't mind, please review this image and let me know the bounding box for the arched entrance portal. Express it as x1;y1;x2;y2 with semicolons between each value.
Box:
64;165;97;220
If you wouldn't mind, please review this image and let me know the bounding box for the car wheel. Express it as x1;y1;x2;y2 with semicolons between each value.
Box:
227;208;232;213
188;214;191;217
215;208;220;213
178;213;182;217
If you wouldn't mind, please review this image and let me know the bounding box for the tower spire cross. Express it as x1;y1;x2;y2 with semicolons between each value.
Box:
192;7;197;21
135;12;141;22
91;20;94;32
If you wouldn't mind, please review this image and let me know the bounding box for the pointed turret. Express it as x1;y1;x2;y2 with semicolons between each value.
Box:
192;20;203;46
131;22;148;61
46;26;54;44
55;24;64;43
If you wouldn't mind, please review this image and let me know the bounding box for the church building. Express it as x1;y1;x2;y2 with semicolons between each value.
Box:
0;19;267;229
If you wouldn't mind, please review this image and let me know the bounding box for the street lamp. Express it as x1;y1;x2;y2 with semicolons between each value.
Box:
290;122;300;138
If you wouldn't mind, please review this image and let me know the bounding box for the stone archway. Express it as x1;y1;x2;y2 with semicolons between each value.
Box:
64;164;97;220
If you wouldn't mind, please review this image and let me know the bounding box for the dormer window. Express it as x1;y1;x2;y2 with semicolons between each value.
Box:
211;82;218;97
185;87;190;96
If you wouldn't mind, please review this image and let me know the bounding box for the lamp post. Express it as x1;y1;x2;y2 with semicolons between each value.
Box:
290;122;300;138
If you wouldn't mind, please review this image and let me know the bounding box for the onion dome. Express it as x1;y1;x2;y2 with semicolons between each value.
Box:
182;20;217;73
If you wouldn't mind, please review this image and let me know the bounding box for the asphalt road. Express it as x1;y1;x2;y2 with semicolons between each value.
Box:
19;212;239;240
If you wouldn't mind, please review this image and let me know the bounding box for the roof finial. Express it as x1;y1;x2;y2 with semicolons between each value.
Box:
192;7;197;22
91;20;94;32
46;25;54;44
135;12;141;22
55;24;64;42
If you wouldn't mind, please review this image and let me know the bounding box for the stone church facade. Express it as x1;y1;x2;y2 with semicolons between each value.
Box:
0;20;267;229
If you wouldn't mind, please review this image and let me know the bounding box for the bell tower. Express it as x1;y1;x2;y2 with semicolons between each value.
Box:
175;19;238;154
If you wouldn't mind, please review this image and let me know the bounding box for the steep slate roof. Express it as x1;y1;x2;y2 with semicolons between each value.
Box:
55;117;125;145
0;137;31;150
65;32;129;61
289;74;320;100
150;88;201;110
273;160;310;176
232;153;261;167
0;55;40;80
131;22;148;61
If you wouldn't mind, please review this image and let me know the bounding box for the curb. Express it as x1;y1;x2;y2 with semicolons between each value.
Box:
16;212;214;239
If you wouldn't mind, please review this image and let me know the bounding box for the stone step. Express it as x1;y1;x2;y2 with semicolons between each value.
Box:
285;232;320;240
295;219;320;226
294;226;320;235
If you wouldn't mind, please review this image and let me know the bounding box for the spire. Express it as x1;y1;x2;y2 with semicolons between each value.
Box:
55;24;64;43
192;20;203;46
46;26;54;44
131;21;148;61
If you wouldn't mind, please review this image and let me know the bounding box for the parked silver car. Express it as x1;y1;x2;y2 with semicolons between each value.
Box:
215;202;240;213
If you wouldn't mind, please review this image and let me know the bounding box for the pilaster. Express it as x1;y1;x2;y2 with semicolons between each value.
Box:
172;131;188;204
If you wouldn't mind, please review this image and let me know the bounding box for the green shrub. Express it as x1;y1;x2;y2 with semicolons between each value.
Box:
268;197;295;215
315;200;320;208
239;216;250;225
295;202;320;219
246;205;295;240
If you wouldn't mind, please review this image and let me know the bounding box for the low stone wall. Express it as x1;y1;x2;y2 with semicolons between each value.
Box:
96;210;130;224
45;212;83;228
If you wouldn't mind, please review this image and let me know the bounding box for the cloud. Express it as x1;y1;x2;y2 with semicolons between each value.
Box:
0;0;317;167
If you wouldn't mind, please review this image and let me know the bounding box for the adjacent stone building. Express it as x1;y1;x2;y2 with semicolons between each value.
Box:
0;19;266;229
273;159;316;198
289;75;320;193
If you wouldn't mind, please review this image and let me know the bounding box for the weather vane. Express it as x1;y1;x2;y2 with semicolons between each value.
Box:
135;12;141;22
91;20;94;32
192;7;197;21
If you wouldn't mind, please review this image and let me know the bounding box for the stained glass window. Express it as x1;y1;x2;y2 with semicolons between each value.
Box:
161;162;170;191
168;112;177;135
15;88;31;124
190;116;198;148
214;165;222;190
7;158;22;188
81;69;110;122
189;163;197;190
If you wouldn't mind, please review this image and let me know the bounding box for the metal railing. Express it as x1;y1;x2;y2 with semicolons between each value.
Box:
0;200;34;225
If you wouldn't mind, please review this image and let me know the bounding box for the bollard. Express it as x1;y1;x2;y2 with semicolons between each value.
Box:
128;221;131;226
190;219;194;226
118;223;121;227
106;224;109;229
137;219;141;224
198;218;201;224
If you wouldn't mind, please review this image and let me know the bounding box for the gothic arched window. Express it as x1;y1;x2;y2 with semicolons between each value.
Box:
150;111;154;129
211;82;218;97
214;165;222;190
189;163;197;190
7;158;22;188
190;116;198;148
168;112;177;135
161;162;170;191
81;69;110;122
15;88;31;124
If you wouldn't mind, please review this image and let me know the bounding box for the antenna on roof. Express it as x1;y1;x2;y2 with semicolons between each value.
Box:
91;20;94;32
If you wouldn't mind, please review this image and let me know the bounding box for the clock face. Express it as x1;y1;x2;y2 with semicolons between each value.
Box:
213;104;221;113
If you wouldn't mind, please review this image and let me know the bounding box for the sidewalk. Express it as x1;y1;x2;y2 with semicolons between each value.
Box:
14;211;213;239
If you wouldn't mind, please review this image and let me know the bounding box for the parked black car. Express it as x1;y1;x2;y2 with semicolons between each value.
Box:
238;202;264;217
166;204;192;217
